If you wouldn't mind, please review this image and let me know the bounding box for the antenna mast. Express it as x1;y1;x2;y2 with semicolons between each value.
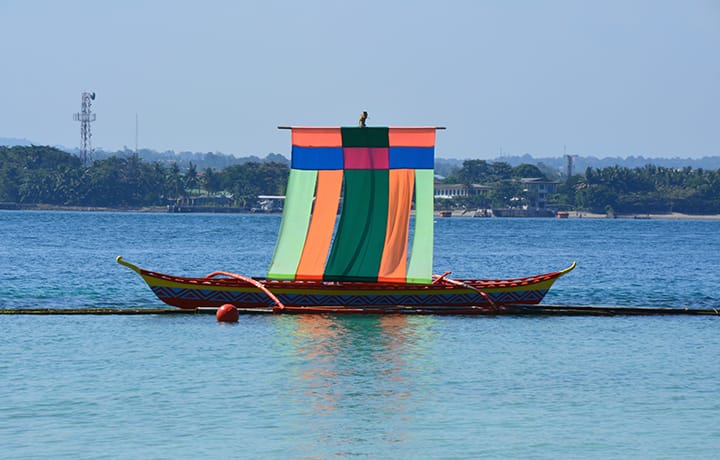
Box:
73;91;96;166
135;113;139;157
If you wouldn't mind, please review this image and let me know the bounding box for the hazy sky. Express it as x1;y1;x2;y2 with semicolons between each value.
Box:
1;0;718;159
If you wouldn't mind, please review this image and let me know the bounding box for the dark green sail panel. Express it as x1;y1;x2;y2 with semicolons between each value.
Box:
324;170;389;282
341;127;389;147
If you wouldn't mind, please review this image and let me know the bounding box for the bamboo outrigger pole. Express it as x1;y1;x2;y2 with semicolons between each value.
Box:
1;305;718;316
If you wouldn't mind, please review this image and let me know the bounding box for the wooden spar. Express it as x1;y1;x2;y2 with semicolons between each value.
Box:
0;308;199;315
1;305;718;316
432;274;499;312
0;308;273;315
277;126;447;130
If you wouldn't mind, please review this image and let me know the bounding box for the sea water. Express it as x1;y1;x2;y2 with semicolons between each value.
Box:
1;211;719;458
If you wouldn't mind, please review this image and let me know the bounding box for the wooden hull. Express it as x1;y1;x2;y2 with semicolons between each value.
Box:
117;257;575;314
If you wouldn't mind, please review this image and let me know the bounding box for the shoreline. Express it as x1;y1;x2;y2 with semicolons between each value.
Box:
0;204;169;213
562;211;720;220
437;210;720;220
3;204;720;220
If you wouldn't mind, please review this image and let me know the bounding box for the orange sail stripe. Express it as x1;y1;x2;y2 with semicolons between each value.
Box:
388;127;436;147
378;169;415;283
295;170;344;280
292;127;342;147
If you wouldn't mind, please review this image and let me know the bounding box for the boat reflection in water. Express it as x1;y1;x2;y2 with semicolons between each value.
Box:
276;315;437;456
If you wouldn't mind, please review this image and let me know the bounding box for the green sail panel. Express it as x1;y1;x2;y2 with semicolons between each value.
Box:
324;170;389;282
406;169;434;283
267;169;317;280
340;127;389;147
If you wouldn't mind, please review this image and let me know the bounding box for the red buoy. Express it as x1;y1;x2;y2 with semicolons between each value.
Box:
216;304;239;323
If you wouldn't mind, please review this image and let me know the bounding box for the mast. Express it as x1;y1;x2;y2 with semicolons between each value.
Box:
135;113;139;157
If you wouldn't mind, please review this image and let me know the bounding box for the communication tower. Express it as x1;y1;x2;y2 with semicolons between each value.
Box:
73;91;96;166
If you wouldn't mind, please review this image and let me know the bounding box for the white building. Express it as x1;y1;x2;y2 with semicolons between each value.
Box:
434;182;492;199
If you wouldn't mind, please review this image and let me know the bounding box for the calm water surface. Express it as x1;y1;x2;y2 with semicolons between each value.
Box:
1;211;718;458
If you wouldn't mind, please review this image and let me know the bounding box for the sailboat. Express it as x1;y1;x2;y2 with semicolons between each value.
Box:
118;125;574;314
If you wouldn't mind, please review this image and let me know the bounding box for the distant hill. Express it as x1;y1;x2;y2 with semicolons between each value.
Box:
0;137;32;147
436;154;720;177
90;148;289;171
434;158;464;178
6;137;719;173
494;154;720;173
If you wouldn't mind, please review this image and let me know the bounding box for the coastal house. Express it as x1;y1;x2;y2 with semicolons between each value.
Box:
520;178;559;210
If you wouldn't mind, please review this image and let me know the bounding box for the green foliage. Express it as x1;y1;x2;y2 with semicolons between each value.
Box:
0;146;288;209
572;165;720;214
1;146;82;204
445;159;547;185
512;163;545;179
201;167;222;194
81;156;167;206
485;180;520;208
220;162;288;207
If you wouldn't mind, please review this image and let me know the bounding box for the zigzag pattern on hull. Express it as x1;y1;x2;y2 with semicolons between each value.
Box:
151;286;549;307
491;290;547;304
151;287;269;305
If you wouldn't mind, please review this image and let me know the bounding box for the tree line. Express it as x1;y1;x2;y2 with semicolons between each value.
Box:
2;146;719;214
0;146;287;208
444;159;720;214
565;164;720;214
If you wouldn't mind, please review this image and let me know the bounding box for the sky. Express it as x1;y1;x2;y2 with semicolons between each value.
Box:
1;0;718;159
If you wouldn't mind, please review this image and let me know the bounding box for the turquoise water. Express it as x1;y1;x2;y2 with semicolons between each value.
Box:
1;211;719;458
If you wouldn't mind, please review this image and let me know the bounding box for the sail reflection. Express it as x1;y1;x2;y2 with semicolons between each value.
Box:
283;314;436;456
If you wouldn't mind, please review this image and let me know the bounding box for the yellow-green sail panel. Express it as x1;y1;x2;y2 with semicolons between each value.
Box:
406;169;434;284
267;169;317;280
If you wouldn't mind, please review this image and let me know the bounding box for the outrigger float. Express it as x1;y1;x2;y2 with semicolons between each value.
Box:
119;125;576;314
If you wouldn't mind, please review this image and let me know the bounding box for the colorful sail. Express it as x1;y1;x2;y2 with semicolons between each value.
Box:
267;126;437;284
